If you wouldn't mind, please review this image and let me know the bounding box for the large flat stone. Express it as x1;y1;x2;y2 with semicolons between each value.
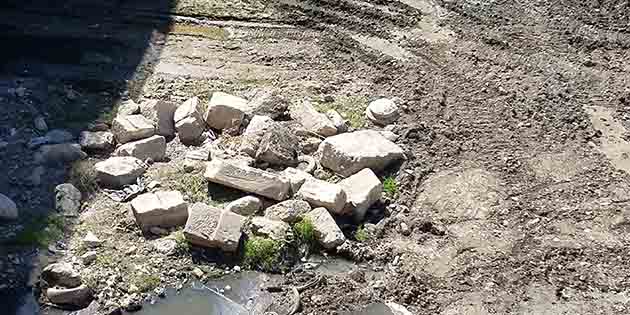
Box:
79;131;115;151
94;156;147;188
204;92;249;130
251;217;290;240
212;210;246;252
184;202;222;248
115;135;166;162
112;115;155;144
47;285;92;308
318;130;405;177
204;159;290;201
140;99;178;137
304;207;346;249
42;262;82;288
297;179;347;215
174;97;204;144
225;196;262;216
339;168;382;221
290;101;337;136
131;191;188;231
264;199;311;223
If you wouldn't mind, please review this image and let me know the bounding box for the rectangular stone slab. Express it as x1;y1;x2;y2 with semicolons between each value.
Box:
184;202;222;248
131;191;188;231
204;159;290;201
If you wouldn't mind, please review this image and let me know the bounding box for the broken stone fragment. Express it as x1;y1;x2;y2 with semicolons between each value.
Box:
366;98;400;125
184;202;222;248
338;168;382;221
83;232;103;248
118;99;141;116
243;115;273;136
47;285;92;308
318;130;405;177
131;191;188;231
297;179;347;215
251;216;291;240
42;262;82;288
174;97;205;145
204;159;290;201
225;196;262;216
55;183;82;217
280;167;314;195
112;115;155;144
304;207;346;249
300;137;322;155
140;99;178;137
94;156;147;188
255;125;299;166
264;199;311;223
212;210;245;252
79;131;115;151
204;92;249;130
290;100;337;137
115;135;166;162
0;193;18;220
326;109;348;133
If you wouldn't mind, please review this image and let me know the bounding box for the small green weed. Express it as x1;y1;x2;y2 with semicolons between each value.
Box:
172;230;190;252
243;237;282;271
383;176;398;198
130;273;161;292
293;218;316;248
355;226;368;242
10;215;66;248
169;174;208;203
315;95;368;129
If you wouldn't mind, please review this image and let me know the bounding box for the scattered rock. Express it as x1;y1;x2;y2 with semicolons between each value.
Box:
280;167;313;194
204;159;290;201
174;97;205;144
225;196;262;216
255;125;299;166
140;99;178;137
131;191;188;231
251;217;291;240
0;193;18;220
95;156;147;188
385;302;414;315
243;115;273;135
115;135;166;162
87;122;109;132
338;169;382;221
204;92;249;130
318;130;405;176
184;202;222;248
366;98;399;125
152;238;177;255
192;267;204;278
34;116;48;132
186;146;211;161
79;131;115;151
326;110;347;133
304;207;346;249
290;101;337;136
35;143;86;165
42;262;82;288
297;179;347;215
239;135;260;158
399;222;411;236
264;199;311;223
212;210;246;252
55;183;82;217
297;155;317;174
81;251;98;265
47;285;92;308
112;115;155;144
300;137;322;155
248;89;289;120
83;232;104;248
118;100;141;116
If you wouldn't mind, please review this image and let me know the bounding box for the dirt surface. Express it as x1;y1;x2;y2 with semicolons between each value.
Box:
2;0;630;314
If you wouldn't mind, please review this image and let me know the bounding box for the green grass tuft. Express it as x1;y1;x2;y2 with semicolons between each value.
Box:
169;174;208;203
130;273;161;292
293;218;316;248
383;176;398;198
243;236;282;271
355;225;368;242
172;230;190;252
315;95;368;129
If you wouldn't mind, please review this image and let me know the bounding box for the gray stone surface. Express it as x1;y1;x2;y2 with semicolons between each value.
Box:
131;191;188;231
35;143;86;165
140;99;178;137
79;131;115;151
366;98;399;125
115;135;166;162
225;196;262;216
55;183;82;217
326;109;348;133
264;199;311;223
83;232;103;248
290;100;337;136
243;115;273;135
184;202;222;248
251;216;291;240
280;167;314;195
47;285;92;308
297;179;347;214
204;92;249;130
304;207;346;249
204;159;290;201
94;156;147;188
174;97;205;144
0;193;18;220
118;99;140;116
318;130;405;176
255;125;299;166
339;168;382;221
112;115;155;144
212;210;245;252
42;263;82;288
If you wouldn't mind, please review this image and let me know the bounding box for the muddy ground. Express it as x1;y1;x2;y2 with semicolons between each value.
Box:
2;0;630;314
